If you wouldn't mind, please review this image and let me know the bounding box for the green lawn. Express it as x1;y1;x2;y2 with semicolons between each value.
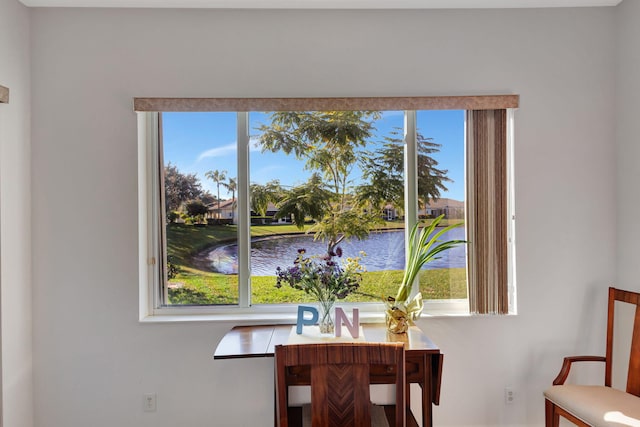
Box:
166;222;467;305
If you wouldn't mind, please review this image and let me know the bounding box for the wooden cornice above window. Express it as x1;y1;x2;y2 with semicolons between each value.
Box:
0;85;9;104
134;95;519;112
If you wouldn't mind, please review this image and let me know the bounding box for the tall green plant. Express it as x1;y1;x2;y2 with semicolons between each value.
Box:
393;214;466;307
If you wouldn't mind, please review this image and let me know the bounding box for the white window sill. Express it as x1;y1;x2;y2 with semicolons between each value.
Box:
139;300;474;323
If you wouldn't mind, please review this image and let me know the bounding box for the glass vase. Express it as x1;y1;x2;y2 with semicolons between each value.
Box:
317;299;335;335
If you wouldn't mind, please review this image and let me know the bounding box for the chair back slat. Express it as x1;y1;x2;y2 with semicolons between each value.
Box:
628;305;640;396
607;287;640;396
311;364;371;426
275;342;406;427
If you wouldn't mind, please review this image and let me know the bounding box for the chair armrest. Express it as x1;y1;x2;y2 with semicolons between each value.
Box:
552;356;606;385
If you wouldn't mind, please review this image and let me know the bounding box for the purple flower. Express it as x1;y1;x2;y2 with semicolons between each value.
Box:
274;248;363;301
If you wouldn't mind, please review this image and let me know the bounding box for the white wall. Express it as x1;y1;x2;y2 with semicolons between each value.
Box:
0;1;34;427
616;2;640;284
30;7;617;427
614;0;640;393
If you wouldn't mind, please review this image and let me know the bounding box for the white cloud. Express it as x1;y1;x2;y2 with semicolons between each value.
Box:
197;143;236;161
197;138;262;162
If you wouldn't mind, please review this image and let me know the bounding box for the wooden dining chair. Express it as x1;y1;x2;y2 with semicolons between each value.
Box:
274;342;406;427
544;287;640;426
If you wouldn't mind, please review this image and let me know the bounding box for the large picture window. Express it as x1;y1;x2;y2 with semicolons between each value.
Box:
136;96;518;320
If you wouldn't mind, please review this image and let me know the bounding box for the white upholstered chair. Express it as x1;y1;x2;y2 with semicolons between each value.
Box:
544;287;640;427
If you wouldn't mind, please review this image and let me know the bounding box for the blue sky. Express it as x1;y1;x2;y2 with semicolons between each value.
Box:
162;110;465;201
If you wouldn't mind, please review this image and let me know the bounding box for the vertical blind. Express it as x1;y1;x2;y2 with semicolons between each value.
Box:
466;109;509;315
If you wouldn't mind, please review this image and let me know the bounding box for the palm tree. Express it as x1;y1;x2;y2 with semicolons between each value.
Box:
227;177;237;224
205;169;227;222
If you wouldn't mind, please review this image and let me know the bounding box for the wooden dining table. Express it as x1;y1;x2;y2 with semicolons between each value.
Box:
214;323;443;427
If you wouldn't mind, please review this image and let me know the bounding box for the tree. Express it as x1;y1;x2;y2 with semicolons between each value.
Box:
258;111;378;199
416;137;451;206
200;191;216;207
164;163;203;212
185;199;209;223
227;177;237;223
205;169;227;221
167;211;180;223
354;143;404;212
355;129;451;211
258;111;383;254
250;180;283;217
274;173;332;225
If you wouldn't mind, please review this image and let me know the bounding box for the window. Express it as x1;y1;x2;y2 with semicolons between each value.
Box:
162;112;239;305
136;96;518;320
247;110;412;306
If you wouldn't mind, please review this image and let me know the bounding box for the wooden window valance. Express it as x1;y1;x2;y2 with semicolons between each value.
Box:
134;95;518;112
0;85;8;104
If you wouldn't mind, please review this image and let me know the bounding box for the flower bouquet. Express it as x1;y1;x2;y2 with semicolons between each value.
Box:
276;247;365;334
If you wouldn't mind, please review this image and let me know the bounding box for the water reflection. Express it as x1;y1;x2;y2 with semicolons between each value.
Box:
205;227;466;276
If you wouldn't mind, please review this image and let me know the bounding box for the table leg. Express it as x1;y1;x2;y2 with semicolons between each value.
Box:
406;374;412;416
422;354;433;427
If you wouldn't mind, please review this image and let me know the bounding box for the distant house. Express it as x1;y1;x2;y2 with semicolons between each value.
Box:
207;198;236;224
382;203;402;221
420;198;464;219
206;198;464;224
250;202;292;225
380;199;464;221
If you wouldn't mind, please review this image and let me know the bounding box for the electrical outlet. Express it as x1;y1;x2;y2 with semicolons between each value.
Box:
504;388;515;405
143;393;157;412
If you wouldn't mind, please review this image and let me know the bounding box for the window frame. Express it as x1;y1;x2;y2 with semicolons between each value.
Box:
136;96;518;322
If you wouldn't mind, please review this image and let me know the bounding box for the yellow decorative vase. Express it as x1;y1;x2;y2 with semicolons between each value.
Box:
385;306;410;334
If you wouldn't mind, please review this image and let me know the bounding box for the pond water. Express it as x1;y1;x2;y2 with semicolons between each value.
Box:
204;227;466;276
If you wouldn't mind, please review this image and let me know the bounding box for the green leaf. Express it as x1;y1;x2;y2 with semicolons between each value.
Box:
395;214;466;303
